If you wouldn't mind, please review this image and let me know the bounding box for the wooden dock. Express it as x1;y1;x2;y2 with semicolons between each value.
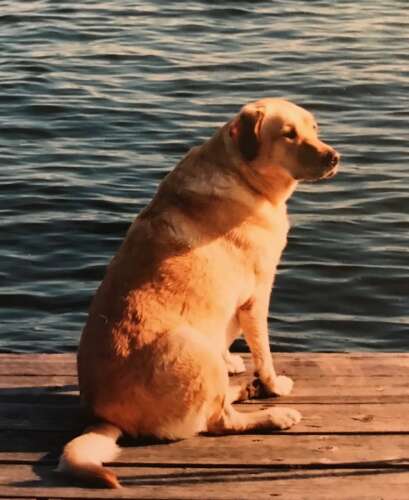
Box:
1;353;409;499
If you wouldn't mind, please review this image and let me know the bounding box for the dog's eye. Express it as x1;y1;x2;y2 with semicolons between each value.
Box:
283;128;297;140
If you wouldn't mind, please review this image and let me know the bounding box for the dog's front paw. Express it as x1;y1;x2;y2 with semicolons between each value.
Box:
246;375;294;399
270;407;302;430
269;375;294;397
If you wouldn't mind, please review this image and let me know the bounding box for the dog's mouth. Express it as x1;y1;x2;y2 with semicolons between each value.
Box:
294;147;340;183
295;164;339;183
320;164;339;180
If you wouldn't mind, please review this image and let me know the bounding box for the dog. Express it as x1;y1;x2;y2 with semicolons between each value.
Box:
59;98;340;488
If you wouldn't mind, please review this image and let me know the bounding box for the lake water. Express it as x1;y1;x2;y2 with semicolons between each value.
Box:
1;0;408;353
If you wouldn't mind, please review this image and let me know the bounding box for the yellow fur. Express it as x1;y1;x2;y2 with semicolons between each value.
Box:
59;98;339;488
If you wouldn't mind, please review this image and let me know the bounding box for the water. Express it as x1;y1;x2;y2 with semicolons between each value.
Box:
1;0;408;353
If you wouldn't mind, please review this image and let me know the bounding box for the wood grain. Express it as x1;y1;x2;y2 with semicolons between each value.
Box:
1;353;408;499
1;464;409;499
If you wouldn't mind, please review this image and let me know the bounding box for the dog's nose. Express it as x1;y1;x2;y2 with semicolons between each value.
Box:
323;150;340;168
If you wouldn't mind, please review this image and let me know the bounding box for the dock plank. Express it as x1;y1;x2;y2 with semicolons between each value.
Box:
1;434;409;466
1;352;409;377
1;402;409;433
1;353;408;499
2;362;409;404
1;464;409;499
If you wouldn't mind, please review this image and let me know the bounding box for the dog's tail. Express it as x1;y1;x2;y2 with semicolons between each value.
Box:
58;422;123;488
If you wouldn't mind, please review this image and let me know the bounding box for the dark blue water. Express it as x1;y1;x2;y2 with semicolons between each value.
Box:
1;0;408;353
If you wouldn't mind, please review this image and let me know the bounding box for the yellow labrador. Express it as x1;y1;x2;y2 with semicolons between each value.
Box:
59;98;339;488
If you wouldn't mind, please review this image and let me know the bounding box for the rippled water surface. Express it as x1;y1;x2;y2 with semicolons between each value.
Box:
1;0;408;352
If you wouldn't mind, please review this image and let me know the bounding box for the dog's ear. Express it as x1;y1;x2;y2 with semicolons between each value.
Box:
230;107;264;162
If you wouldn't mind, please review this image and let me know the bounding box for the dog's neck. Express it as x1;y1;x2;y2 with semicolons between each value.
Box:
149;135;287;238
143;127;298;244
232;159;297;207
204;125;298;207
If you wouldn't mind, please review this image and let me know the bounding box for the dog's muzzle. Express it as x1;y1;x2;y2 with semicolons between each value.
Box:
320;149;340;179
323;150;340;169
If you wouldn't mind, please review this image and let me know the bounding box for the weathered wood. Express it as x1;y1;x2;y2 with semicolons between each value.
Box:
3;373;409;392
1;464;409;499
1;352;408;377
1;402;409;433
1;353;409;499
2;372;409;406
1;434;409;467
1;391;406;405
0;376;78;387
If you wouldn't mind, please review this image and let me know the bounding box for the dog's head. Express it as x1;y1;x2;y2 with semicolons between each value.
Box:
229;98;340;183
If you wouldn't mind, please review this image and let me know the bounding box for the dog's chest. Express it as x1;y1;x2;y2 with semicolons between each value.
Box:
216;208;289;306
242;203;289;267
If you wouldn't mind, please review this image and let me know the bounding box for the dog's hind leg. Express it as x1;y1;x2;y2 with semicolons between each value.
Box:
228;383;248;403
208;402;301;434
